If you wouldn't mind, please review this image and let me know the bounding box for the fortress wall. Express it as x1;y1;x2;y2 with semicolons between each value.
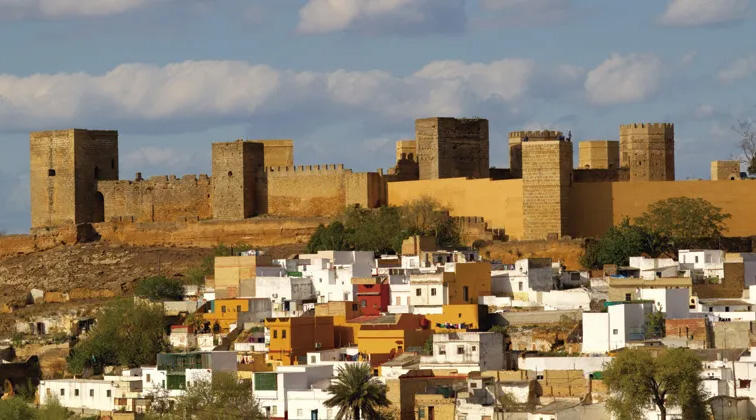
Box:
0;224;83;259
387;178;524;239
345;172;385;209
250;140;294;168
98;175;212;223
570;180;756;238
92;217;326;248
264;165;348;217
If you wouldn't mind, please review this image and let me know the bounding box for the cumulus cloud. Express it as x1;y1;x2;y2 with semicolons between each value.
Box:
584;53;663;105
0;0;156;19
659;0;749;26
0;58;586;132
297;0;466;35
717;54;756;83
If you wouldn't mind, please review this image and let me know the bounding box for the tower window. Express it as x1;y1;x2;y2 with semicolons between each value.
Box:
48;169;56;177
94;167;102;180
111;159;115;169
228;171;233;177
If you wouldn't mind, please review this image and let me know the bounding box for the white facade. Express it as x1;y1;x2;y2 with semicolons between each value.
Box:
419;332;504;373
297;251;374;303
638;288;690;319
253;364;335;418
679;250;725;281
491;259;553;299
582;302;653;353
39;371;143;414
169;327;197;350
628;256;679;280
521;356;613;376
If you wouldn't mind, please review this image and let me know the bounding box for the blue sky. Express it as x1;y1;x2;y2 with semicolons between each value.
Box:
1;0;755;233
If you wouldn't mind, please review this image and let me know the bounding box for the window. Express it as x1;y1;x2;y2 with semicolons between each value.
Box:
463;286;469;302
236;305;241;312
146;374;151;382
311;356;316;364
221;306;226;313
709;307;713;312
472;346;477;352
352;303;358;311
438;346;446;355
272;406;278;415
416;289;422;296
418;408;425;419
431;288;437;296
360;300;367;308
695;256;699;263
111;159;115;169
726;307;730;312
89;389;94;397
518;282;523;292
106;390;111;397
373;369;378;376
228;171;233;177
75;389;79;396
273;330;278;339
612;329;618;335
625;293;631;302
60;389;65;396
470;382;478;388
457;346;464;355
282;330;287;339
48;169;56;176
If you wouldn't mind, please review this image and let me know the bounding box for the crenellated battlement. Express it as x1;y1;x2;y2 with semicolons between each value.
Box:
99;174;211;187
620;123;674;135
509;130;563;139
263;164;347;175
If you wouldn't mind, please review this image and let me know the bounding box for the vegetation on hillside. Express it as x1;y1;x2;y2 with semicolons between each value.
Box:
306;197;460;254
0;397;71;420
604;348;708;420
67;299;168;374
580;197;731;269
135;276;185;301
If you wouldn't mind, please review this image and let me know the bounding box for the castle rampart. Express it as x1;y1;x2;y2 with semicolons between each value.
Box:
508;130;563;178
417;117;489;180
249;139;294;168
619;122;674;181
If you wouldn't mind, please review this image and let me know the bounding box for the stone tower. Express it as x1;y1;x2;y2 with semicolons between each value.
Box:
578;140;619;169
711;160;741;181
508;130;562;178
30;129;118;229
249;140;294;168
522;139;573;240
619;123;674;181
212;141;264;220
416;117;489;180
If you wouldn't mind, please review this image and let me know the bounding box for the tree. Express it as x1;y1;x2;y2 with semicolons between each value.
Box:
579;218;664;269
634;197;731;247
603;348;708;420
400;196;460;248
325;363;390;420
646;305;666;338
135;276;185;301
67;299;168;374
735;120;756;175
0;397;35;420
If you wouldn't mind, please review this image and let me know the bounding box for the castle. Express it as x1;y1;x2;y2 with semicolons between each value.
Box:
28;118;756;242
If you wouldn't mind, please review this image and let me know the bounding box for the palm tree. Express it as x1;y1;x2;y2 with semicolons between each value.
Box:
325;363;390;420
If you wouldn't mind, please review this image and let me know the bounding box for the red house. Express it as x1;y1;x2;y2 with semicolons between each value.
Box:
352;277;390;316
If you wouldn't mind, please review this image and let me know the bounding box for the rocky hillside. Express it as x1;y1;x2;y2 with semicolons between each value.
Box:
0;241;307;307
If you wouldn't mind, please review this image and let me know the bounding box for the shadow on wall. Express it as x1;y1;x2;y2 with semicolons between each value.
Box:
569;182;614;238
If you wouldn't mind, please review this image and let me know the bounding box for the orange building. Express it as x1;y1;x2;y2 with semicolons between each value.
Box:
265;316;335;366
424;304;485;332
314;301;362;348
354;314;431;367
201;298;271;332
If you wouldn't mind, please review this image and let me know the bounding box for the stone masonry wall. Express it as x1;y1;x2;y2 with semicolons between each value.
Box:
619;123;674;181
259;165;346;217
250;140;294;168
522;140;573;240
97;175;212;223
212;141;264;220
508;130;562;179
578;140;619;169
416;118;489;180
711;160;741;181
74;129;119;224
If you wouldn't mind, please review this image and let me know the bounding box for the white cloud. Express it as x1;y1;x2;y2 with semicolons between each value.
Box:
0;0;154;19
0;58;585;131
297;0;465;35
584;53;663;105
478;0;570;25
659;0;749;26
717;54;756;83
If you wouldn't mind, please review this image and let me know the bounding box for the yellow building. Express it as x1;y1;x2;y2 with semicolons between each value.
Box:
265;316;335;366
448;262;491;304
201;298;266;332
424;304;481;332
415;393;456;420
214;255;274;298
236;352;273;380
354;314;431;368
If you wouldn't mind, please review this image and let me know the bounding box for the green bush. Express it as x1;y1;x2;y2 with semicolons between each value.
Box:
135;276;184;301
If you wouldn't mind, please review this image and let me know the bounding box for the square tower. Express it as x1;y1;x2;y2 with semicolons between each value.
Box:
508;130;562;178
212;141;264;220
249;140;294;168
578;140;619;169
711;160;741;181
522;139;573;240
619;123;674;181
30;129;118;229
395;140;417;162
416;117;489;180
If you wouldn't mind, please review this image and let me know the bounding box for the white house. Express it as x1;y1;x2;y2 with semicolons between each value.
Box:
520;356;613;377
256;275;316;317
419;332;504;374
39;369;143;415
491;258;553;300
142;351;237;398
638;288;690;319
252;364;336;418
628;256;680;280
297;251;374;303
679;250;725;281
169;325;197;350
582;302;654;354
